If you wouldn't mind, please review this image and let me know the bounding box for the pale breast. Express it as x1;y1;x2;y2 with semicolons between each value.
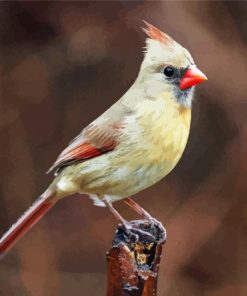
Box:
123;92;191;172
54;93;191;198
100;93;192;195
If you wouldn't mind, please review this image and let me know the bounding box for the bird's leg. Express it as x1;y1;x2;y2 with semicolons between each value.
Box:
124;197;152;220
124;198;165;232
104;200;155;241
104;200;127;225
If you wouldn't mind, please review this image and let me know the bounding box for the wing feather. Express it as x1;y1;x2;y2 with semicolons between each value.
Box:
48;122;121;174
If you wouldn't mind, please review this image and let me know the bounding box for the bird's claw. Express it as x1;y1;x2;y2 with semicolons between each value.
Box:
121;222;156;242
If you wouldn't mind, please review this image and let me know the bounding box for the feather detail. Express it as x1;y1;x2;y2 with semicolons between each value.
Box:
48;122;121;174
0;189;57;258
88;195;106;207
142;20;174;45
61;143;102;160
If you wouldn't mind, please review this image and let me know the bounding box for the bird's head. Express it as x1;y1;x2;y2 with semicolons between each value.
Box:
139;21;207;108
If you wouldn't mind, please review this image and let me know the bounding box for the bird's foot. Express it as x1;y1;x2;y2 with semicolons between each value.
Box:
120;220;156;242
144;215;165;234
124;198;165;234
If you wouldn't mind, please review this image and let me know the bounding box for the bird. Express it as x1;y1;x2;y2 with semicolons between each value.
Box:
0;21;207;257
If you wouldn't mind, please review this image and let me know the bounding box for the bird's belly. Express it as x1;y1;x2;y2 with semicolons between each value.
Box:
55;98;191;198
82;163;166;197
56;131;189;199
58;136;187;198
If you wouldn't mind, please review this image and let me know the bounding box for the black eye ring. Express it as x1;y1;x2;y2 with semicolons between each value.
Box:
163;66;175;77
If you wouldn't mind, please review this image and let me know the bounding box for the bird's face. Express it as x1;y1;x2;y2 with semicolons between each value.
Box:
139;22;207;108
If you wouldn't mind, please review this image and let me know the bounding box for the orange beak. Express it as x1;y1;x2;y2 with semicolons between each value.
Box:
180;66;207;90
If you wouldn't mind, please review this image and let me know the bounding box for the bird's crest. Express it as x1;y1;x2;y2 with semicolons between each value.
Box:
142;20;174;45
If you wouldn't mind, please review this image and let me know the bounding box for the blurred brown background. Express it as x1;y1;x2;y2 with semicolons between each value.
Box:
0;1;247;295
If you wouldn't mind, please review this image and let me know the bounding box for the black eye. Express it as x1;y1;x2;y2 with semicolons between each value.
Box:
163;66;175;77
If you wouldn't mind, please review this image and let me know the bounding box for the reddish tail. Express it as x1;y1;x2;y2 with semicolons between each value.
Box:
0;190;57;258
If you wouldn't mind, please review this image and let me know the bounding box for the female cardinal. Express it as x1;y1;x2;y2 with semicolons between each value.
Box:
0;21;207;257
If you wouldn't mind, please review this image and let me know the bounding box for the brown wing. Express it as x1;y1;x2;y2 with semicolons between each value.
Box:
48;122;121;175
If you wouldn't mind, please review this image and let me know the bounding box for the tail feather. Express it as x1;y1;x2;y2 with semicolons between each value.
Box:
0;189;57;258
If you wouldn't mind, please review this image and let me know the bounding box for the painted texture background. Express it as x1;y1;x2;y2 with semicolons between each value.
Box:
0;1;246;295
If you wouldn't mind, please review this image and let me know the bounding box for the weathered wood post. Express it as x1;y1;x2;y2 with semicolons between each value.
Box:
106;219;166;296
